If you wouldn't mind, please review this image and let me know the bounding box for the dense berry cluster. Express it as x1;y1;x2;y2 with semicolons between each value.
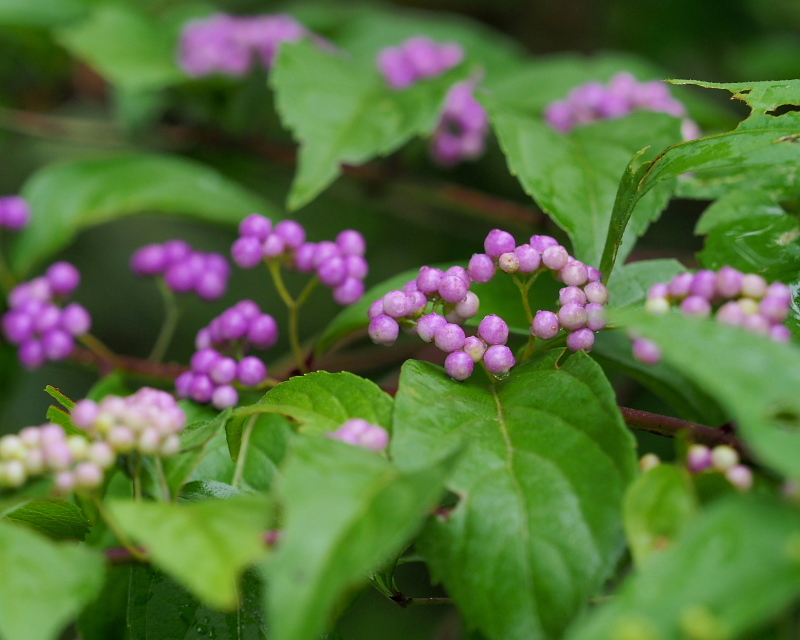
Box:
177;300;273;408
431;81;490;167
232;214;368;305
687;444;752;490
2;262;91;369
327;418;389;451
179;13;309;77
377;36;463;90
632;267;793;365
0;195;30;231
368;229;608;380
544;72;699;140
131;239;230;301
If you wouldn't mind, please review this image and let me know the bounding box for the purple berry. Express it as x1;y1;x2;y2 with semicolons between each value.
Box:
648;283;669;300
632;338;661;365
445;350;474;381
191;348;221;374
531;310;560;339
295;243;317;273
770;324;792;342
131;244;167;276
162;240;192;266
484;229;516;258
41;329;74;360
46;262;80;296
416;313;447;342
669;272;694;298
368;299;385;319
189;374;215;403
558;303;587;331
742;313;770;335
566;328;595;352
2;311;33;344
312;241;340;268
680;295;711;317
542;245;569;270
219;309;248;341
210;356;237;385
318;256;347;287
689;270;716;300
238;356;267;386
274;220;306;249
584;282;609;305
716;301;745;326
232;236;264;268
468;254;496;284
767;281;792;304
416;266;444;294
195;271;227;301
434;323;466;352
175;371;194;398
454;291;480;320
559;286;587;306
212;385;239;409
235;299;261;320
333;278;365;305
248;314;279;350
687;444;712;473
586;267;602;283
369;315;399;346
560;261;588;286
60;303;91;336
344;255;368;280
515;244;541;274
760;296;790;323
239;214;272;240
164;261;197;294
483;345;515;375
529;235;559;252
336;230;366;256
478;314;509;345
463;335;487;362
359;424;390;451
0;196;30;230
32;304;60;334
585;303;607;331
498;252;520;274
383;290;412;319
438;275;468;304
262;234;285;258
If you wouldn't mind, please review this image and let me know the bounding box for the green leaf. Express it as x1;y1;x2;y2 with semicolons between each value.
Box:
78;566;130;640
0;0;88;27
391;353;637;640
266;436;457;640
234;371;393;435
271;40;468;210
567;497;800;640
614;309;800;477
2;499;90;541
622;464;698;567
694;181;792;236
0;520;105;640
606;259;687;309
55;2;182;91
12;153;277;274
600;79;800;279
108;494;271;610
224;413;292;492
44;385;75;410
128;565;268;640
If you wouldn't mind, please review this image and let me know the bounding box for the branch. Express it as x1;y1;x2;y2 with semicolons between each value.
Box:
70;345;188;381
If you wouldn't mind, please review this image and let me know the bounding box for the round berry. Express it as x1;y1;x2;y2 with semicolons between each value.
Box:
680;295;711;317
484;229;516;258
60;303;91;336
468;254;496;283
416;313;447;342
46;262;80;296
131;244;167;276
212;385;239;409
336;230;366;256
434;323;466;352
333;278;365;305
274;220;306;249
438;275;468;304
416;266;444;294
541;245;569;270
445;350;474;381
238;356;268;386
209;357;237;385
585;303;607;331
478;314;509;345
369;315;399;346
248;314;279;350
232;236;264;268
529;235;558;252
584;282;609;305
515;244;541;274
566;328;595;352
483;345;515;376
558;303;587;331
559;286;587;306
239;214;272;240
560;261;588;286
531;310;560;340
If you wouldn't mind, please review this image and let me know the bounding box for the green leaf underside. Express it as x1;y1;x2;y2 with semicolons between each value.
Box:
266;436;456;640
0;521;104;640
236;371;393;435
614;309;800;477
108;495;271;610
567;497;800;640
391;353;637;640
128;566;267;640
271;40;467;210
622;464;698;567
12;154;276;274
2;499;91;541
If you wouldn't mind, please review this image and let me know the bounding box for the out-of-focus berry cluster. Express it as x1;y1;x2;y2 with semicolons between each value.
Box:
232;214;368;306
131;239;230;301
544;72;700;140
368;229;609;381
177;300;273;408
179;13;309;77
377;36;463;90
632;267;794;365
327;418;389;451
0;195;30;231
687;444;752;490
2;262;91;369
431;81;489;167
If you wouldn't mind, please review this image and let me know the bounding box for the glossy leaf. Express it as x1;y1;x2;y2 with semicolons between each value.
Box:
622;464;698;567
128;565;267;640
12;154;276;274
0;521;105;640
271;40;467;210
55;2;182;91
0;0;88;26
614;309;800;477
1;499;90;541
108;494;271;610
568;497;800;640
266;436;457;640
391;353;637;640
234;371;393;435
225;413;292;492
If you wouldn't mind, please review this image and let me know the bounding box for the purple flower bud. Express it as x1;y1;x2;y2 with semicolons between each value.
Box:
741;274;768;299
60;303;91;336
483;345;515;376
416;266;444;294
232;236;264;268
689;270;716;300
438;275;468;304
445;350;474;381
46;262;80;296
336;230;366;256
585;303;607;331
0;196;30;230
484;229;516;258
559;286;587;306
189;374;215;403
454;291;480;319
498;252;520;274
333;277;365;305
668;272;693;299
560;261;588;287
680;295;711;317
72;400;99;429
382;290;412;319
212;385;239;409
318;256;347;287
478;314;509;345
687;444;712;473
41;329;74;361
434;323;466;352
771;324;792;342
531;310;560;340
632;337;661;365
210;356;237;385
344;255;368;280
584;282;609;305
566;328;595;352
416;313;447;342
2;311;33;344
558;303;587;331
515;244;541;274
295;243;317;273
248;314;279;350
369;314;399;346
239;214;272;240
131;244;167;276
262;234;286;259
53;471;75;494
43;442;73;471
274;220;306;249
542;245;569;271
238;356;268;386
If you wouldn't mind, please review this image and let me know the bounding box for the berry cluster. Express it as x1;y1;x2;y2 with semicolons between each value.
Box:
0;195;30;231
431;81;490;168
2;262;91;369
179;13;309;77
377;36;463;90
632;267;793;365
327;419;389;451
368;229;609;381
544;72;699;140
131;239;230;301
0;423;115;491
686;444;752;491
178;300;273;408
232;214;368;306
